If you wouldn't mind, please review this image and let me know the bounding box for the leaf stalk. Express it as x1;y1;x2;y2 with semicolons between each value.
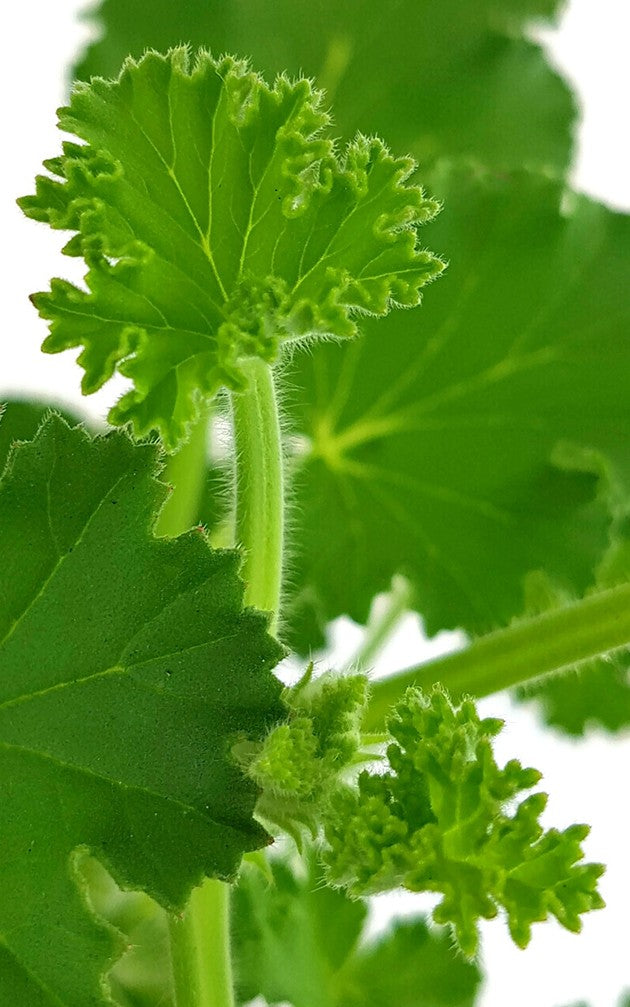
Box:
231;357;285;628
365;581;630;730
168;880;235;1007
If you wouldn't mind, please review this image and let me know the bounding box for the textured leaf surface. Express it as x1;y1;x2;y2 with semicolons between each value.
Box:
324;688;604;956
0;399;86;469
75;0;574;173
232;855;481;1007
0;416;283;1005
21;48;441;448
245;668;368;840
281;167;630;649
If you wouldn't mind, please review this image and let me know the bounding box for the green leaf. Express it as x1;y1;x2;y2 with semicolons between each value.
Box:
243;667;369;840
280;166;630;650
231;854;481;1007
20;47;442;449
75;0;575;174
526;654;630;734
0;415;283;1005
0;398;86;471
323;688;604;956
345;916;480;1007
232;856;366;1007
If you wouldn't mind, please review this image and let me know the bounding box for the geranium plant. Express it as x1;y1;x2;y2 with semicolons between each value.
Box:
2;2;629;1005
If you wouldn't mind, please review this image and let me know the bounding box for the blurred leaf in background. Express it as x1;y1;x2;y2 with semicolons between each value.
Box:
76;0;575;173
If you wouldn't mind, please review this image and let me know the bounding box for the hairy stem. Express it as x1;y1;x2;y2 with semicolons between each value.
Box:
231;357;284;627
168;881;234;1007
345;575;414;672
365;581;630;730
163;362;284;1007
154;410;235;1007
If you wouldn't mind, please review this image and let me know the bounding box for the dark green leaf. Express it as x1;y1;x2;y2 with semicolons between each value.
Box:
280;166;630;650
0;398;86;471
0;415;283;1004
75;0;575;173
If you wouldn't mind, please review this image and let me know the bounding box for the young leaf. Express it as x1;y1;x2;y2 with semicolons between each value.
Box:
323;687;604;956
75;0;575;174
231;855;481;1007
281;166;630;649
243;667;369;839
0;416;284;1005
20;47;442;448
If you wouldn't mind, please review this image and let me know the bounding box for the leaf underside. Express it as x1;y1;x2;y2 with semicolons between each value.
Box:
0;415;283;1005
75;0;575;174
281;166;630;652
231;855;481;1007
20;47;441;448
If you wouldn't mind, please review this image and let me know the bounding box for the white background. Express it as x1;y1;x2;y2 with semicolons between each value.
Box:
1;1;629;1005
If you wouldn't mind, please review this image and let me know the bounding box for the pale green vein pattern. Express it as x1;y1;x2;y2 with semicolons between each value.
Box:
282;166;630;648
0;415;283;1005
20;48;442;448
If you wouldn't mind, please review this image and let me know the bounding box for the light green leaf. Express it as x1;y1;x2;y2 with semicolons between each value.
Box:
281;166;630;650
243;667;369;840
0;415;283;1005
75;0;574;174
231;854;481;1007
345;916;481;1007
77;856;173;1007
20;48;441;448
323;688;604;956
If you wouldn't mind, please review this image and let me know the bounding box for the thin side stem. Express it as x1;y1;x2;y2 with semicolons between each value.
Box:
345;575;414;672
154;410;235;1007
365;581;630;730
230;357;284;628
168;881;234;1007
